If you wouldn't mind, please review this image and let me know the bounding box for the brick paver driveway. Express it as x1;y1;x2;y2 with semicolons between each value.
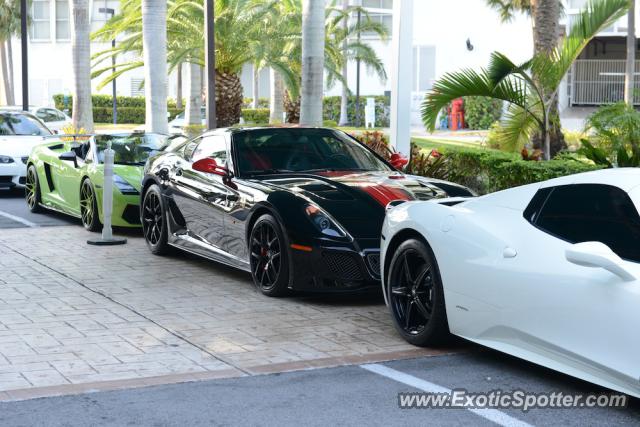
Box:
0;226;452;400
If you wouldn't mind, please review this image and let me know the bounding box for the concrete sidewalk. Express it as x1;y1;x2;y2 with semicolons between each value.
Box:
0;226;451;400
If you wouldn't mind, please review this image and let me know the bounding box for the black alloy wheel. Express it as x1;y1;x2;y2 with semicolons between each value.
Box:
249;214;290;297
142;184;170;255
80;179;100;232
25;165;43;213
387;238;449;346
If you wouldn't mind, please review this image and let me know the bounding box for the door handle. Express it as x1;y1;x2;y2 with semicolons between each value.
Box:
503;247;517;258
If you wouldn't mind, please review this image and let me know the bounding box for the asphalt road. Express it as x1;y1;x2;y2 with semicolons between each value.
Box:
0;189;77;228
0;351;638;427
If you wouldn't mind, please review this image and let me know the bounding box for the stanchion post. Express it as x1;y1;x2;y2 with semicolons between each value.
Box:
87;141;127;246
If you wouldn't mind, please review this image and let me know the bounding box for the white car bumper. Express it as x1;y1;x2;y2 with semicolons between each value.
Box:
0;156;28;189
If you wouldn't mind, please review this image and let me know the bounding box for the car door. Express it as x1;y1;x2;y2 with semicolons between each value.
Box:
170;134;232;249
54;140;90;214
487;184;640;382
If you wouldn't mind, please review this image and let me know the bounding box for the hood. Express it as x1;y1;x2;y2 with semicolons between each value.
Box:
258;171;469;238
107;165;144;191
0;135;50;158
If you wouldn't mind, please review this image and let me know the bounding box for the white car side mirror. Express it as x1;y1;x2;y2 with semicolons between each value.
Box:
565;241;636;282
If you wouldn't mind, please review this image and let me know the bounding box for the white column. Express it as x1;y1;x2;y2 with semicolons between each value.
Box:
390;0;414;155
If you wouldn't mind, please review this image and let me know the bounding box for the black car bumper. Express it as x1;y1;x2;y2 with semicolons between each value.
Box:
288;237;381;292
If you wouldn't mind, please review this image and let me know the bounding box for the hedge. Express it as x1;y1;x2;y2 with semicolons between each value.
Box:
92;107;182;124
440;148;604;194
241;108;270;124
53;94;180;111
463;97;503;130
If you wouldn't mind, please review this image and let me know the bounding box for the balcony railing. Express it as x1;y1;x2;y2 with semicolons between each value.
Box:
571;59;640;105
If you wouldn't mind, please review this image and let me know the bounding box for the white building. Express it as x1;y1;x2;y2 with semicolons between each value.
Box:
10;0;540;126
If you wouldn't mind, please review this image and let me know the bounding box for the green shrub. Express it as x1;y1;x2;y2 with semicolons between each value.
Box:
243;98;270;109
241;108;270;124
323;95;390;127
581;102;640;166
323;119;338;128
463;97;503;130
53;94;181;124
92;107;182;124
438;147;603;194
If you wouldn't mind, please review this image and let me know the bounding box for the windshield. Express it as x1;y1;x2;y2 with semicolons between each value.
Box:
0;113;51;136
95;133;170;165
234;128;392;176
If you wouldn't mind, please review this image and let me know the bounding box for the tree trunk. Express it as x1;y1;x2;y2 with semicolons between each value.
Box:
531;0;565;158
142;0;168;133
176;63;183;110
0;40;11;106
252;64;259;109
300;0;325;126
625;1;636;106
70;0;94;132
338;0;349;126
269;68;284;124
186;63;202;126
7;37;14;105
284;91;300;123
215;70;243;127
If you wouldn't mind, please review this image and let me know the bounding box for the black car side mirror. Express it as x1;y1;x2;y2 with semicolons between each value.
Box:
58;151;78;167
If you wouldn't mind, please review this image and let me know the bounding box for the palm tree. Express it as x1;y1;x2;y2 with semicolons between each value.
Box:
300;0;326;125
279;0;387;123
624;0;635;106
486;0;566;153
93;0;278;127
423;0;629;160
339;0;349;125
0;0;22;106
269;68;284;123
142;0;168;133
186;62;202;125
70;0;94;132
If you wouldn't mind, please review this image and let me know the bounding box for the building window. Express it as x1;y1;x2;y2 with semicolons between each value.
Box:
362;0;393;9
55;0;70;40
31;0;51;40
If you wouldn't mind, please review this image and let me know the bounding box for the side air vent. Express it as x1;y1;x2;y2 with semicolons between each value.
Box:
43;163;55;191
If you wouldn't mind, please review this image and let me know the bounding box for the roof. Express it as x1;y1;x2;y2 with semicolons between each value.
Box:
539;168;640;192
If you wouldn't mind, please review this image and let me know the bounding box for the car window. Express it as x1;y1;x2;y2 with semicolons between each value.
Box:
94;133;170;165
0;113;51;136
233;128;391;176
532;184;640;263
54;109;66;121
191;135;227;165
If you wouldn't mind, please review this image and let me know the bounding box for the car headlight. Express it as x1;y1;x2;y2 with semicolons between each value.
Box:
304;203;347;238
0;155;15;164
113;174;139;195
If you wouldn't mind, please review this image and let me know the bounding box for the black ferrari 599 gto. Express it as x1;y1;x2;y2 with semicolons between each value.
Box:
140;127;473;296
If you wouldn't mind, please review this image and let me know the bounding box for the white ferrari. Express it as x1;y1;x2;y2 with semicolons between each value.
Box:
380;168;640;398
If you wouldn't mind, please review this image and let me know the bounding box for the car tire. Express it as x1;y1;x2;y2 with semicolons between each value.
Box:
249;214;291;297
386;238;449;346
141;184;171;255
80;179;101;232
25;165;43;213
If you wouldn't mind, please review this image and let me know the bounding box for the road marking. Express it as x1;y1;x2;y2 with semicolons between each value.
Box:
0;210;39;228
360;364;532;427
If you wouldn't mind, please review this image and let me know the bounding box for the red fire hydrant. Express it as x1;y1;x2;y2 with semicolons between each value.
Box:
449;98;465;131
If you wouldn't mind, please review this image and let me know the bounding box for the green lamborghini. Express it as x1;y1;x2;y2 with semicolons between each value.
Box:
25;132;181;231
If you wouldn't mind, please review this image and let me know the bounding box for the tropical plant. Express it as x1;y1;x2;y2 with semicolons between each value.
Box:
578;102;640;167
70;0;94;132
486;0;567;153
422;0;629;160
463;97;503;130
405;145;448;180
